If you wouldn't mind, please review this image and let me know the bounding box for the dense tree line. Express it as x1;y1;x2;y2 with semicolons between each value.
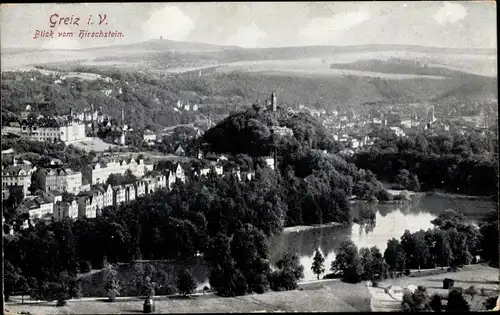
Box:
383;209;496;276
352;129;498;197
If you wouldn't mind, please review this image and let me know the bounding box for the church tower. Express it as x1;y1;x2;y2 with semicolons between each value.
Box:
271;92;277;112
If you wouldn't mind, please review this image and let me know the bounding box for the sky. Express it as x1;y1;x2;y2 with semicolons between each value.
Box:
0;2;496;50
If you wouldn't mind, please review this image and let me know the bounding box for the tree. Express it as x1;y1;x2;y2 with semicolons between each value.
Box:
177;269;197;296
384;238;406;273
331;240;364;283
401;286;431;312
433;230;453;269
206;234;248;297
269;252;304;291
446;288;470;312
430;294;443;312
369;246;387;281
394;169;411;190
4;260;22;301
143;276;156;298
311;249;325;280
104;267;121;302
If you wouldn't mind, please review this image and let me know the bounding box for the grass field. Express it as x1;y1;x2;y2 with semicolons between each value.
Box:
378;264;500;311
68;137;119;152
5;279;371;314
5;265;497;314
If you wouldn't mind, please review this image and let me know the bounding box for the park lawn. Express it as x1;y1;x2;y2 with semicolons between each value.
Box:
5;280;372;314
378;264;499;311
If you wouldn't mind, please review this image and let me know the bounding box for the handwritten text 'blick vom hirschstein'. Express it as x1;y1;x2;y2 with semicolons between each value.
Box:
33;14;124;39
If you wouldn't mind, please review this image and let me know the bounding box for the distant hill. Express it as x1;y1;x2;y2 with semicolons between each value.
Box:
433;75;498;103
329;59;473;78
84;39;240;52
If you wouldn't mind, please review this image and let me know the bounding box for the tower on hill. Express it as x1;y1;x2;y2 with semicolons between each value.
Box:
271;92;277;112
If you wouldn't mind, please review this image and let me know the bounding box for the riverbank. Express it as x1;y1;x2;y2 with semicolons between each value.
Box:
423;190;494;200
282;221;344;234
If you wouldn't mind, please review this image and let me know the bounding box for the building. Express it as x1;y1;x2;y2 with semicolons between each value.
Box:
54;199;79;220
154;174;167;189
144;178;156;194
20;117;86;143
2;160;36;196
272;125;294;137
44;168;82;194
87;158;152;184
143;132;157;144
17;197;54;220
264;157;275;170
175;145;186;156
124;183;136;203
102;184;114;208
77;194;97;218
112;185;126;206
134;181;146;198
389;126;406;137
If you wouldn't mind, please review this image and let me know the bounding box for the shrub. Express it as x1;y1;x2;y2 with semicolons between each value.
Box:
56;298;67;307
177;269;197;296
429;294;442;312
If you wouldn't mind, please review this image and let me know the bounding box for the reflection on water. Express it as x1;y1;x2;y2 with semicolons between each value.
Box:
194;194;495;284
268;194;495;281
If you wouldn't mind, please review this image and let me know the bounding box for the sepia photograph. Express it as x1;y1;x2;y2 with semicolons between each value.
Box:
1;2;499;313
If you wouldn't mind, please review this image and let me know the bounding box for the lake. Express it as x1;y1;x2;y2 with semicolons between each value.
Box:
188;193;497;288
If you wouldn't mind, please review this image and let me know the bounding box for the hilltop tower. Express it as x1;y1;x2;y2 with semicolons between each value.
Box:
120;107;126;146
271;92;277;112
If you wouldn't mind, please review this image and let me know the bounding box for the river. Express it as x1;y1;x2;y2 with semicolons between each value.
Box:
187;193;496;288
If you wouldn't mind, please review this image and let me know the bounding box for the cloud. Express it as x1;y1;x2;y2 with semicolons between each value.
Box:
433;2;467;25
224;22;266;48
299;9;370;45
142;5;194;41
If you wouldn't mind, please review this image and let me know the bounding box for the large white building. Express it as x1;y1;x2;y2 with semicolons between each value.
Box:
20;117;86;143
87;158;153;185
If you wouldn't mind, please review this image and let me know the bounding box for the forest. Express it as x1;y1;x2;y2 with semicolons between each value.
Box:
351;127;499;197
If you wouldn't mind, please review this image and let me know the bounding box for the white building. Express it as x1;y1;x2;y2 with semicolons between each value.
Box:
134;181;146;198
264;157;275;170
89;158;152;184
18;197;54;220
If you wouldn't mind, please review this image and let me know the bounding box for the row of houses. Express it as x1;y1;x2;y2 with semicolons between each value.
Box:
18;165;186;222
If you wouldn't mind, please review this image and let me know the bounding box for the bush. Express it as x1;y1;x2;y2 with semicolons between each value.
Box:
78;260;92;274
177;269;197;296
56;298;67;307
483;296;498;310
429;294;442;312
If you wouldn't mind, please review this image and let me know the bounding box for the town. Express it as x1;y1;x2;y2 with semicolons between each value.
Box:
2;2;499;314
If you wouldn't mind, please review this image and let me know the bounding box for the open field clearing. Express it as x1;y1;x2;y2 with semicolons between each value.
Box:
5;281;370;314
68;137;119;152
378;264;499;311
